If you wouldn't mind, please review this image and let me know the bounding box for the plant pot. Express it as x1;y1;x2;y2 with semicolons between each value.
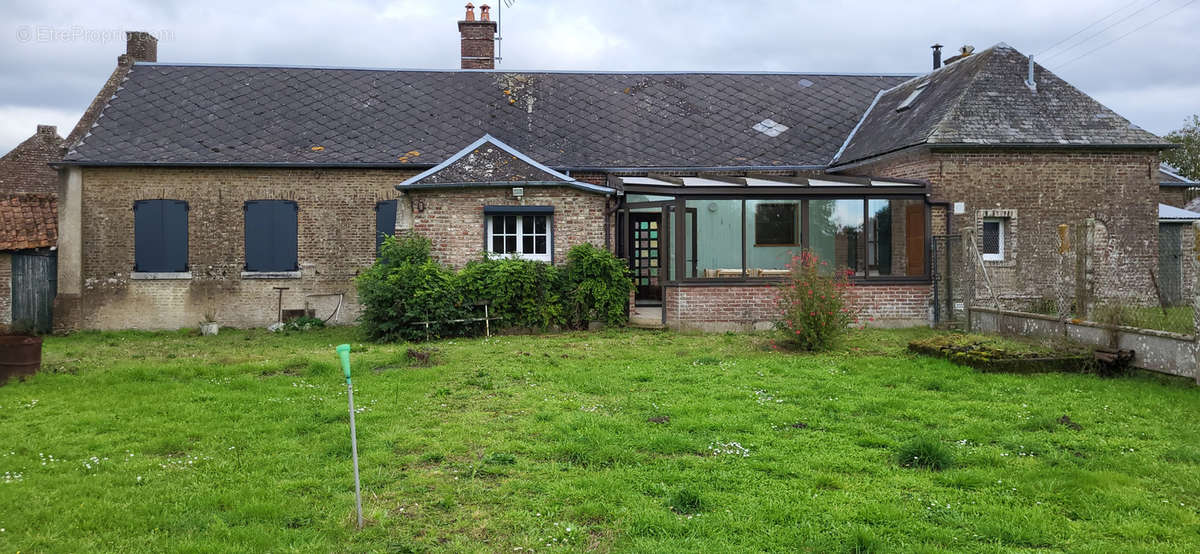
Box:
200;322;219;336
0;335;43;384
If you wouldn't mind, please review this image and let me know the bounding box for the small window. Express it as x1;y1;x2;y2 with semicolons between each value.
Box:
134;200;189;272
244;200;299;272
981;218;1005;261
375;200;398;256
486;213;551;262
754;203;799;245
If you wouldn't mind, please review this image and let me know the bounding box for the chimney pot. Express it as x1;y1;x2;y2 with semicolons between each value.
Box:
122;31;157;65
931;43;943;70
464;3;475;21
480;4;491;21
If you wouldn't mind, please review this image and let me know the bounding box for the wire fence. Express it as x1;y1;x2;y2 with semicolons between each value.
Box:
963;220;1197;336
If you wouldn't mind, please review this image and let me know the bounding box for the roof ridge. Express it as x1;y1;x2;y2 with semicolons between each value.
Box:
133;62;916;78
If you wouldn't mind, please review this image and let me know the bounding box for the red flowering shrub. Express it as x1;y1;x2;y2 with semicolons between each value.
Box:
774;250;860;351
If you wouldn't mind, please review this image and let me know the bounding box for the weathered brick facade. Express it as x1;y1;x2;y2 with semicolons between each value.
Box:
842;147;1160;307
409;186;611;269
58;168;615;330
663;283;930;331
1159;186;1190;209
60;167;418;330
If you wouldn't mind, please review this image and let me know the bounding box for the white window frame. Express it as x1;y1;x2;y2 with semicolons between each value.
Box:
486;213;552;262
981;218;1005;261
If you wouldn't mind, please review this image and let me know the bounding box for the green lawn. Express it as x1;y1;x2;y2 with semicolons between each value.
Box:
1;327;1199;552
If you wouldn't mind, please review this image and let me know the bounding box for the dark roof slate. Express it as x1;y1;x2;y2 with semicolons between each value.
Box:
398;134;613;194
833;44;1170;166
63;65;908;169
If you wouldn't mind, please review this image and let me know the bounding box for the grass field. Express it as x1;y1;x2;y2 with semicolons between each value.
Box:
1;327;1199;552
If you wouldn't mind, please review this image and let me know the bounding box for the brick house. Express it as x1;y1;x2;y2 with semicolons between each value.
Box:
50;10;1173;331
1;124;63;332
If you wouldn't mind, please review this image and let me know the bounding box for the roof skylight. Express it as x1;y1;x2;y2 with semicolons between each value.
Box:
895;82;928;112
752;118;789;137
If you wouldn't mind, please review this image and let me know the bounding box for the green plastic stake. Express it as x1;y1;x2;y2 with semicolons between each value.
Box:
335;343;363;529
337;344;352;383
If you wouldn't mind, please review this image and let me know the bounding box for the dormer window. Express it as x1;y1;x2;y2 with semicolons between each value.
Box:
896;82;928;112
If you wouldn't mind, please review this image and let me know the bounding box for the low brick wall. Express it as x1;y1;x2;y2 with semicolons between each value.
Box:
970;306;1197;379
663;282;931;332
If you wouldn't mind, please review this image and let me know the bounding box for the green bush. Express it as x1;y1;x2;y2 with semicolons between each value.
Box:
460;255;563;329
562;243;634;327
356;234;465;341
356;234;632;341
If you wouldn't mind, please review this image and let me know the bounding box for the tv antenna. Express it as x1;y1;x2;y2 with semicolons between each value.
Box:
496;0;517;65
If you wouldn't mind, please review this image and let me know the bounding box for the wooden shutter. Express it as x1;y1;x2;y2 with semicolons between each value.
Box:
375;200;397;256
245;200;298;272
134;200;188;272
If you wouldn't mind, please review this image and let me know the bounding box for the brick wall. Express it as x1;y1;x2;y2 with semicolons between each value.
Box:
663;282;930;331
0;253;10;328
844;148;1160;305
1160;186;1191;209
69;167;418;330
409;186;610;269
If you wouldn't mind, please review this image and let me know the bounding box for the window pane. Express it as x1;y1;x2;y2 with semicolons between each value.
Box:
687;199;743;278
523;236;534;253
535;216;547;234
535;235;547;254
522;216;533;234
492;236;504;253
747;200;800;275
868;199;926;276
505;236;517;253
982;221;1001;254
809;199;864;275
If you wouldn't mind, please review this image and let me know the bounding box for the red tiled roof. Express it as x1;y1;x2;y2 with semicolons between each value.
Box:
0;194;57;251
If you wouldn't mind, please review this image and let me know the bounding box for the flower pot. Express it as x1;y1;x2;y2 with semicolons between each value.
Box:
0;335;43;384
200;322;219;336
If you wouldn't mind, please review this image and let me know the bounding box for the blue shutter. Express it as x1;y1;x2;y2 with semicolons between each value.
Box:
134;200;165;272
162;200;189;272
245;200;298;272
275;201;299;271
375;200;397;256
244;201;271;271
135;200;188;272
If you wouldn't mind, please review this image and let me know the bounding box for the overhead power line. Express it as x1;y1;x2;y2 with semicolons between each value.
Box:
1040;0;1167;63
1036;0;1141;58
1057;0;1198;68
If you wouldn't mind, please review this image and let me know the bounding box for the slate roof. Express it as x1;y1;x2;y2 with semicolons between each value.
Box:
62;64;908;169
0;194;57;251
398;134;614;194
832;44;1171;167
1160;163;1196;186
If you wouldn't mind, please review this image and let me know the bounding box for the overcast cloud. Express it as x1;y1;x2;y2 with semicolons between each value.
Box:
1;0;1197;153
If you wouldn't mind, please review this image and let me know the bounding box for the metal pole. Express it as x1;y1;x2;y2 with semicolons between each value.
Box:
337;344;363;529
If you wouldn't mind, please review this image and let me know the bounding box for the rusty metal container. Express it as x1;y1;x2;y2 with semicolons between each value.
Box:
0;335;42;384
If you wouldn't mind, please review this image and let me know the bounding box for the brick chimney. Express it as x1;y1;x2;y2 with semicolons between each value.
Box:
118;31;157;66
459;3;496;70
36;125;58;139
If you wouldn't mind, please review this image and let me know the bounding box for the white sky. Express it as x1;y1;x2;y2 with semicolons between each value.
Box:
1;0;1197;152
